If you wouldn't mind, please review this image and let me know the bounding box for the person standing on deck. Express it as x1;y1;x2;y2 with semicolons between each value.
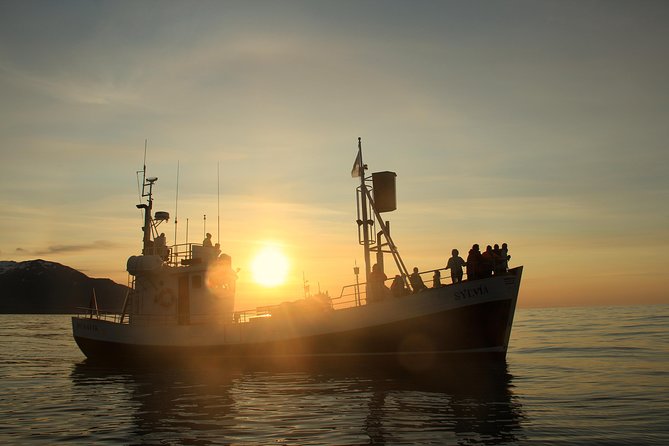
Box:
445;249;467;283
368;263;389;303
390;275;408;297
155;232;169;260
409;267;427;293
467;244;482;280
432;269;442;288
501;243;511;272
202;232;213;247
481;245;498;278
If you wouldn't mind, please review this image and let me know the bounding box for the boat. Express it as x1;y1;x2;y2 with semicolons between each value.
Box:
72;139;523;366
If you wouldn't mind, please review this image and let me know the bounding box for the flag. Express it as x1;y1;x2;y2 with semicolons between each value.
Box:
351;149;362;178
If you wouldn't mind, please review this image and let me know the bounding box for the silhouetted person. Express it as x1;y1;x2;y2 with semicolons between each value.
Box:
203;232;213;247
501;242;511;272
493;244;505;274
409;267;427;293
390;275;408;297
467;244;482;280
432;270;442;288
155;232;169;260
446;248;467;283
368;263;388;303
481;245;497;278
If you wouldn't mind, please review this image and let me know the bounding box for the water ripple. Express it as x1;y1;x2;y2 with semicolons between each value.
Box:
1;306;668;444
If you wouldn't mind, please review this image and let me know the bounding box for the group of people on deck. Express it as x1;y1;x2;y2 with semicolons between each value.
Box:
448;243;510;282
367;242;511;303
410;242;511;289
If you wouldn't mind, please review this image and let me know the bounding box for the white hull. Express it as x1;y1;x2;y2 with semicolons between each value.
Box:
73;267;521;362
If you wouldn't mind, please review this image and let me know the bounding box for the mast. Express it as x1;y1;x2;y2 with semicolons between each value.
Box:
356;137;372;283
136;140;158;254
353;138;410;291
138;176;157;253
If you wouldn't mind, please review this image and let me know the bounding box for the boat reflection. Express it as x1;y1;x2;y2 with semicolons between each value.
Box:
70;358;523;445
358;361;523;445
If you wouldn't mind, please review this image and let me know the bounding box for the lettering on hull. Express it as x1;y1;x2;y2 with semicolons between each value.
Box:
454;285;489;301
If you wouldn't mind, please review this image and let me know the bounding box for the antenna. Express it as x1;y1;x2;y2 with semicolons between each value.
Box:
143;139;147;179
136;139;148;220
174;160;180;245
136;175;143;219
217;161;220;245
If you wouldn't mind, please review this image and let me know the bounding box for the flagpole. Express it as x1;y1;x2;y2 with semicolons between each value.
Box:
357;137;372;286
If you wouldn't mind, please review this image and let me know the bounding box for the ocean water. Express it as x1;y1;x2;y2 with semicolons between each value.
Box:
0;305;667;445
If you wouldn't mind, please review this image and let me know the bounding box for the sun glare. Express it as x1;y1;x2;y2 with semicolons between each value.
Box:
251;245;290;287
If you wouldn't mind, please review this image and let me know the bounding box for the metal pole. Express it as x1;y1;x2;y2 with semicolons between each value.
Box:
217;161;220;245
174;161;179;246
354;263;360;306
357;138;371;284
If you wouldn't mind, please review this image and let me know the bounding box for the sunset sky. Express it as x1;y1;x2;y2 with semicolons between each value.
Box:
1;1;667;309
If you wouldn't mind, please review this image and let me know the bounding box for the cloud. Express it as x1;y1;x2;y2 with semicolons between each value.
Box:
30;240;117;256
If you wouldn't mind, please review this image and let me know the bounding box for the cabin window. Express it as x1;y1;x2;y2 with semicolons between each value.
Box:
192;275;202;289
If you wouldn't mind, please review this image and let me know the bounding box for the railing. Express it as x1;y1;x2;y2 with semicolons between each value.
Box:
334;284;364;309
232;307;273;324
73;307;128;324
72;268;443;325
167;242;200;267
139;242;220;268
331;264;517;310
77;260;514;325
332;267;456;310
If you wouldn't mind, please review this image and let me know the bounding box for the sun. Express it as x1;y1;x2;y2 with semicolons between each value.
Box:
251;245;290;287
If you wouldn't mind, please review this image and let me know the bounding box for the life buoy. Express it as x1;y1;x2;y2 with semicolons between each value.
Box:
155;288;175;308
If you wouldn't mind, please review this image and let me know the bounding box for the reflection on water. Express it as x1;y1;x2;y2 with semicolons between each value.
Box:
70;359;523;445
3;308;668;444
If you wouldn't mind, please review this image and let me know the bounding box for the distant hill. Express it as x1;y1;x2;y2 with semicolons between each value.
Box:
0;259;129;314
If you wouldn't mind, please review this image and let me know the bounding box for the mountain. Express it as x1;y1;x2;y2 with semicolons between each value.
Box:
0;259;129;314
